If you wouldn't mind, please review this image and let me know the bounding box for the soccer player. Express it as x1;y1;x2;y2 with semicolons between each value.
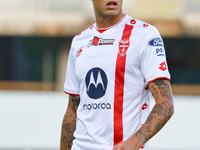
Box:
61;0;174;150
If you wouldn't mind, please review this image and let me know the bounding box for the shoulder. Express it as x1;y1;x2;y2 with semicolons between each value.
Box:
72;24;95;43
124;14;149;29
70;24;95;54
125;14;160;36
128;15;163;46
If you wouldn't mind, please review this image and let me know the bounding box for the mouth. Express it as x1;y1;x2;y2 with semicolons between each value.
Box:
107;1;118;6
107;1;118;9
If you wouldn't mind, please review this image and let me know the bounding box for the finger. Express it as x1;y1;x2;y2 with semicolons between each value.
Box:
112;144;119;150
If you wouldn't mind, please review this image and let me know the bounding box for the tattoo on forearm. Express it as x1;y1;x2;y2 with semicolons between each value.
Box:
61;114;76;150
133;79;174;149
61;96;80;150
134;101;173;148
144;101;172;136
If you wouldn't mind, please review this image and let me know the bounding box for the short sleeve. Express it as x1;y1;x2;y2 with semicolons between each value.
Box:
141;26;171;84
63;44;80;95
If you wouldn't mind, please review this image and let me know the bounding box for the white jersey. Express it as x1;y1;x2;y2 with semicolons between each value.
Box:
64;14;170;150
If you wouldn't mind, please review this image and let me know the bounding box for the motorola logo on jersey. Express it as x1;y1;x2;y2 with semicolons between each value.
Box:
149;38;164;46
87;36;115;47
83;102;111;110
85;67;108;99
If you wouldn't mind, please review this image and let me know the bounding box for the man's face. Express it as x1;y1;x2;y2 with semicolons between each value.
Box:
92;0;123;18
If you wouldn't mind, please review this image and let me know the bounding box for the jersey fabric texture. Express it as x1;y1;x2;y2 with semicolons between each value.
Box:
64;14;170;150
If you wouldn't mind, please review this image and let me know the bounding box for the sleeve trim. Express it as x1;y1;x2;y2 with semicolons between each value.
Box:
147;77;171;85
63;90;80;96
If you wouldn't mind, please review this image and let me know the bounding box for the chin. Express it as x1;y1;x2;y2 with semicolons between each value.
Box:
105;10;120;17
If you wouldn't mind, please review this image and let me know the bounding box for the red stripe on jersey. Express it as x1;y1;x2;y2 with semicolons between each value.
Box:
114;24;134;146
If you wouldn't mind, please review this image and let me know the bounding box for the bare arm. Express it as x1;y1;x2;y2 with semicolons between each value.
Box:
60;95;80;150
113;79;174;150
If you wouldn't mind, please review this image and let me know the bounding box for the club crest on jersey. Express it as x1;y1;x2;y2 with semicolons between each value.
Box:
119;40;130;57
87;36;115;47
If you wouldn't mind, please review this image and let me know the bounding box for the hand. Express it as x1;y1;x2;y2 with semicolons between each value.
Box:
112;139;137;150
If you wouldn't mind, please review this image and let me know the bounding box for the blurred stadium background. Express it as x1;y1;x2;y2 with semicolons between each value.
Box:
0;0;200;150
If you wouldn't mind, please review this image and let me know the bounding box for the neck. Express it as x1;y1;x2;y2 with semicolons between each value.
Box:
95;12;124;29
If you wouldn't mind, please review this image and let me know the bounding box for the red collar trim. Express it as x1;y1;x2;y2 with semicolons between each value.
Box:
96;28;108;33
95;14;126;33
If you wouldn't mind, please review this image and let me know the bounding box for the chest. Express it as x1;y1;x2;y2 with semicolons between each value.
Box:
74;29;144;84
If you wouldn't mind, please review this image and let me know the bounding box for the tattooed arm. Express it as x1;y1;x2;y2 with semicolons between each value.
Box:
113;79;174;150
60;95;80;150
